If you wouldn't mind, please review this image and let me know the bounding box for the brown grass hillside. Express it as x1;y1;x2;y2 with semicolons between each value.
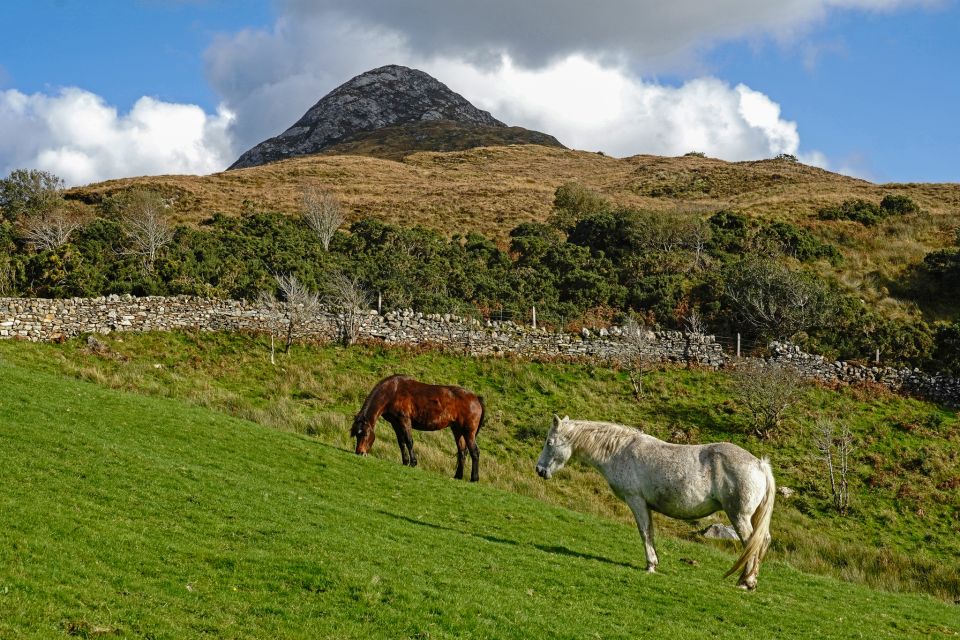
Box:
66;145;960;312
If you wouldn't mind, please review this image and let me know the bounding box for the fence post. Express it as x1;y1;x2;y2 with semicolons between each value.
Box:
736;333;741;359
532;305;537;329
875;348;880;365
377;291;382;314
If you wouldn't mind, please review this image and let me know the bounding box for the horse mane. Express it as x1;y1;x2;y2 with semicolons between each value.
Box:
357;374;408;422
562;420;646;461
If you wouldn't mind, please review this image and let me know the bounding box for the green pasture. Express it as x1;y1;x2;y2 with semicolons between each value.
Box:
1;356;958;638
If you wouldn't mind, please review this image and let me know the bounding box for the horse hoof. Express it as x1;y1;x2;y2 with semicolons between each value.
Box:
646;566;656;574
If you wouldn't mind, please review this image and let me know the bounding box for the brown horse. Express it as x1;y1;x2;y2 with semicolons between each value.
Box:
351;374;485;481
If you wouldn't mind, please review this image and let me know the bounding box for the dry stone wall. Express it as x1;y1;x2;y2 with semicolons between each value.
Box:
0;295;725;366
766;342;960;408
2;296;958;407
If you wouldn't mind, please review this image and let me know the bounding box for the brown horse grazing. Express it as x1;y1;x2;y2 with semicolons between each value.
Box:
351;374;486;481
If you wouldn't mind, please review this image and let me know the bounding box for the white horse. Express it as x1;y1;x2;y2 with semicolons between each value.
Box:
535;416;775;589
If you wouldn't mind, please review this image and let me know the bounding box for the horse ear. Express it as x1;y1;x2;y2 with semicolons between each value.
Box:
552;414;561;427
562;415;570;422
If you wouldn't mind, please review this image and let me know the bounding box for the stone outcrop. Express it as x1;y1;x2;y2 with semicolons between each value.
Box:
228;65;561;169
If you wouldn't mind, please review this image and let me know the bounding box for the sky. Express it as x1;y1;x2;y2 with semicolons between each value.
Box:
0;0;957;186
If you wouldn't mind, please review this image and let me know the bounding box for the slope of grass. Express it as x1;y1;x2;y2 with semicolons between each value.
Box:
1;356;958;638
2;332;958;603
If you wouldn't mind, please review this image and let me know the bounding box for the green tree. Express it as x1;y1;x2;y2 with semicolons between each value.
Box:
549;182;610;231
0;169;65;223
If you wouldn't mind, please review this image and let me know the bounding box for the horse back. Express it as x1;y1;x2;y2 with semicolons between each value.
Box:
383;375;483;431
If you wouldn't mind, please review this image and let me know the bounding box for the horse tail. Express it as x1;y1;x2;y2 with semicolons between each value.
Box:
724;458;775;581
476;395;486;434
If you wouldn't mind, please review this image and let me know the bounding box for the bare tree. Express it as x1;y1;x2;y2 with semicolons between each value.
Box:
813;419;856;515
302;186;345;250
255;290;284;364
619;317;653;401
274;273;322;353
121;189;173;271
19;204;84;250
725;258;831;340
684;217;713;272
324;271;370;345
682;309;707;336
731;360;804;438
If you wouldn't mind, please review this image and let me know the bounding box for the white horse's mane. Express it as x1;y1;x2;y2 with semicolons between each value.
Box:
560;419;646;461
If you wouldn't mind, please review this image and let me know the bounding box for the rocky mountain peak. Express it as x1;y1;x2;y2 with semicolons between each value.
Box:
228;65;509;169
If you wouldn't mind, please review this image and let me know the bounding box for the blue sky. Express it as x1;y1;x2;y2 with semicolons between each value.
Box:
1;0;957;184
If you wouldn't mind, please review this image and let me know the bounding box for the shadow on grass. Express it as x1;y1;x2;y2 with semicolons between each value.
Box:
376;509;639;569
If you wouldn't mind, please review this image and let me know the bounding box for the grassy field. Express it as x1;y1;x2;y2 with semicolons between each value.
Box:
1;353;958;638
2;332;958;606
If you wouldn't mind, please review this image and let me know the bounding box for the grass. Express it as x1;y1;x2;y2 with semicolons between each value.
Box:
2;331;958;603
1;355;958;638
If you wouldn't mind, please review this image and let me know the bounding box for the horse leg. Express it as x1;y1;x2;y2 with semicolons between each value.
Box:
399;417;417;467
625;495;658;572
728;512;759;590
452;431;466;480
466;431;480;482
388;419;410;466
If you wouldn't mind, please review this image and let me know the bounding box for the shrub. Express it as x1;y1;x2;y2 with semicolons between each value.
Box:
756;221;842;265
879;194;919;216
817;199;885;225
549;182;610;231
933;322;960;376
818;196;918;227
731;361;804;438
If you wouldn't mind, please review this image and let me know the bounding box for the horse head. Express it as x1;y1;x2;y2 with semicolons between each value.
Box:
536;414;572;479
351;413;375;455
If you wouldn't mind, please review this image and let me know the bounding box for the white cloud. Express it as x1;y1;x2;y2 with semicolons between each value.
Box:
0;88;234;186
423;56;801;160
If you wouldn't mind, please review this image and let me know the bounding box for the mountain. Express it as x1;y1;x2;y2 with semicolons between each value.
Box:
228;64;564;168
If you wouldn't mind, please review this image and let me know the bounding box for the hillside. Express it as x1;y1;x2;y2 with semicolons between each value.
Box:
3;332;958;602
1;348;958;638
66;145;960;235
64;145;960;317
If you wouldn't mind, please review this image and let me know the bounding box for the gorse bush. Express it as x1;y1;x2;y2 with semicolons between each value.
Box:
818;195;919;226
